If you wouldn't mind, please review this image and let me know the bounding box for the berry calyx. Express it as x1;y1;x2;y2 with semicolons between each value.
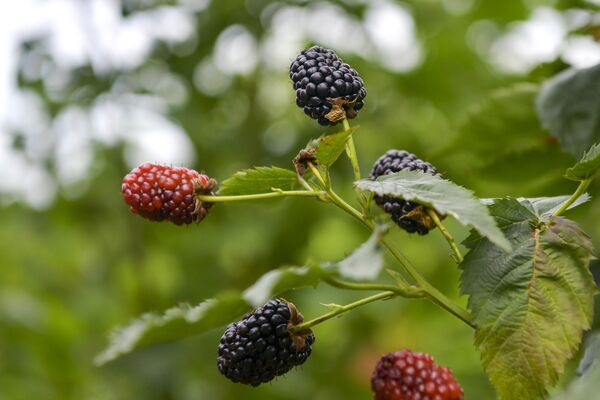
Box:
290;46;366;126
217;298;315;386
369;150;440;235
121;163;217;225
371;349;464;400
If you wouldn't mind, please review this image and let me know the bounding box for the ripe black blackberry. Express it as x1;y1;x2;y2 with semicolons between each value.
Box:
217;298;314;386
289;46;366;126
370;150;440;235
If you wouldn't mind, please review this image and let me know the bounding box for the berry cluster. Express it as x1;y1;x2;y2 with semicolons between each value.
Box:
121;163;216;225
217;299;314;386
370;150;440;235
290;46;366;126
371;349;464;400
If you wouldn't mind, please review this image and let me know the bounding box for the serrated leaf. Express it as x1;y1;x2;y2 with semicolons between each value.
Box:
355;171;511;251
481;195;592;217
218;167;298;195
94;292;251;365
444;83;546;169
335;226;385;281
565;142;600;181
97;263;334;365
461;198;596;400
242;263;332;307
537;64;600;156
310;127;357;167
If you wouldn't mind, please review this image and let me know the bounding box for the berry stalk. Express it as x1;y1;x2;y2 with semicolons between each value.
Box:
289;291;395;334
553;177;592;217
426;208;464;264
196;189;326;203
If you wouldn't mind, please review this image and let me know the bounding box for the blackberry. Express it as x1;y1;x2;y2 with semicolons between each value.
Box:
290;46;366;126
371;349;464;400
121;163;217;225
370;150;440;235
217;298;314;386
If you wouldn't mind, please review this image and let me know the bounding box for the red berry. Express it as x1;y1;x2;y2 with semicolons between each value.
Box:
121;163;217;225
371;349;464;400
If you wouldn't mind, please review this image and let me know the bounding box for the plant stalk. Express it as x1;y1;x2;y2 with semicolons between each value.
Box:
197;190;325;203
289;291;395;333
553;178;592;217
426;209;464;264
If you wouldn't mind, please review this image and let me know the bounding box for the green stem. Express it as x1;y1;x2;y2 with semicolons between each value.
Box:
325;276;424;297
553;178;592;217
197;190;325;203
317;183;475;328
426;209;464;264
289;291;395;333
342;118;368;210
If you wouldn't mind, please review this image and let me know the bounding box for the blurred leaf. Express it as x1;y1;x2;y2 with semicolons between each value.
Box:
565;142;600;181
444;83;545;169
218;167;298;195
309;127;357;167
537;64;600;156
335;225;385;281
242;264;332;307
95;292;251;366
355;171;511;251
461;198;596;400
554;332;600;400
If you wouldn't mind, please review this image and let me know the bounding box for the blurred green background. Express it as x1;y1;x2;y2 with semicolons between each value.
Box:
1;0;600;399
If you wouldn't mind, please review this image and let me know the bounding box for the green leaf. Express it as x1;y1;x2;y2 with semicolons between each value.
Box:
565;142;600;181
355;171;511;251
310;127;357;167
554;332;600;400
242;263;331;307
97;263;333;365
444;83;547;169
94;292;251;366
481;195;592;217
218;167;298;195
461;198;596;400
335;226;385;281
537;64;600;156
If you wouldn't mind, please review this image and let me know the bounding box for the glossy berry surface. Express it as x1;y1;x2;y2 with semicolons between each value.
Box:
290;46;366;126
121;163;216;225
371;349;464;400
217;299;314;386
369;150;440;235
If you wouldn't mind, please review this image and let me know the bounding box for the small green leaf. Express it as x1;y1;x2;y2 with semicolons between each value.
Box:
481;195;592;217
461;199;597;400
537;64;600;156
218;167;298;195
355;171;511;251
335;226;385;281
310;127;357;167
242;263;331;307
565;142;600;181
94;292;251;366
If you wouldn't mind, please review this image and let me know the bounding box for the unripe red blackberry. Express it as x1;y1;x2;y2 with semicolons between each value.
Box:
217;299;314;386
121;163;217;225
370;150;440;235
290;46;366;126
371;349;464;400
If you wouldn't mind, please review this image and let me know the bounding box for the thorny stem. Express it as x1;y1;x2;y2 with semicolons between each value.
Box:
553;178;592;217
426;209;464;264
197;190;326;203
289;291;395;333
